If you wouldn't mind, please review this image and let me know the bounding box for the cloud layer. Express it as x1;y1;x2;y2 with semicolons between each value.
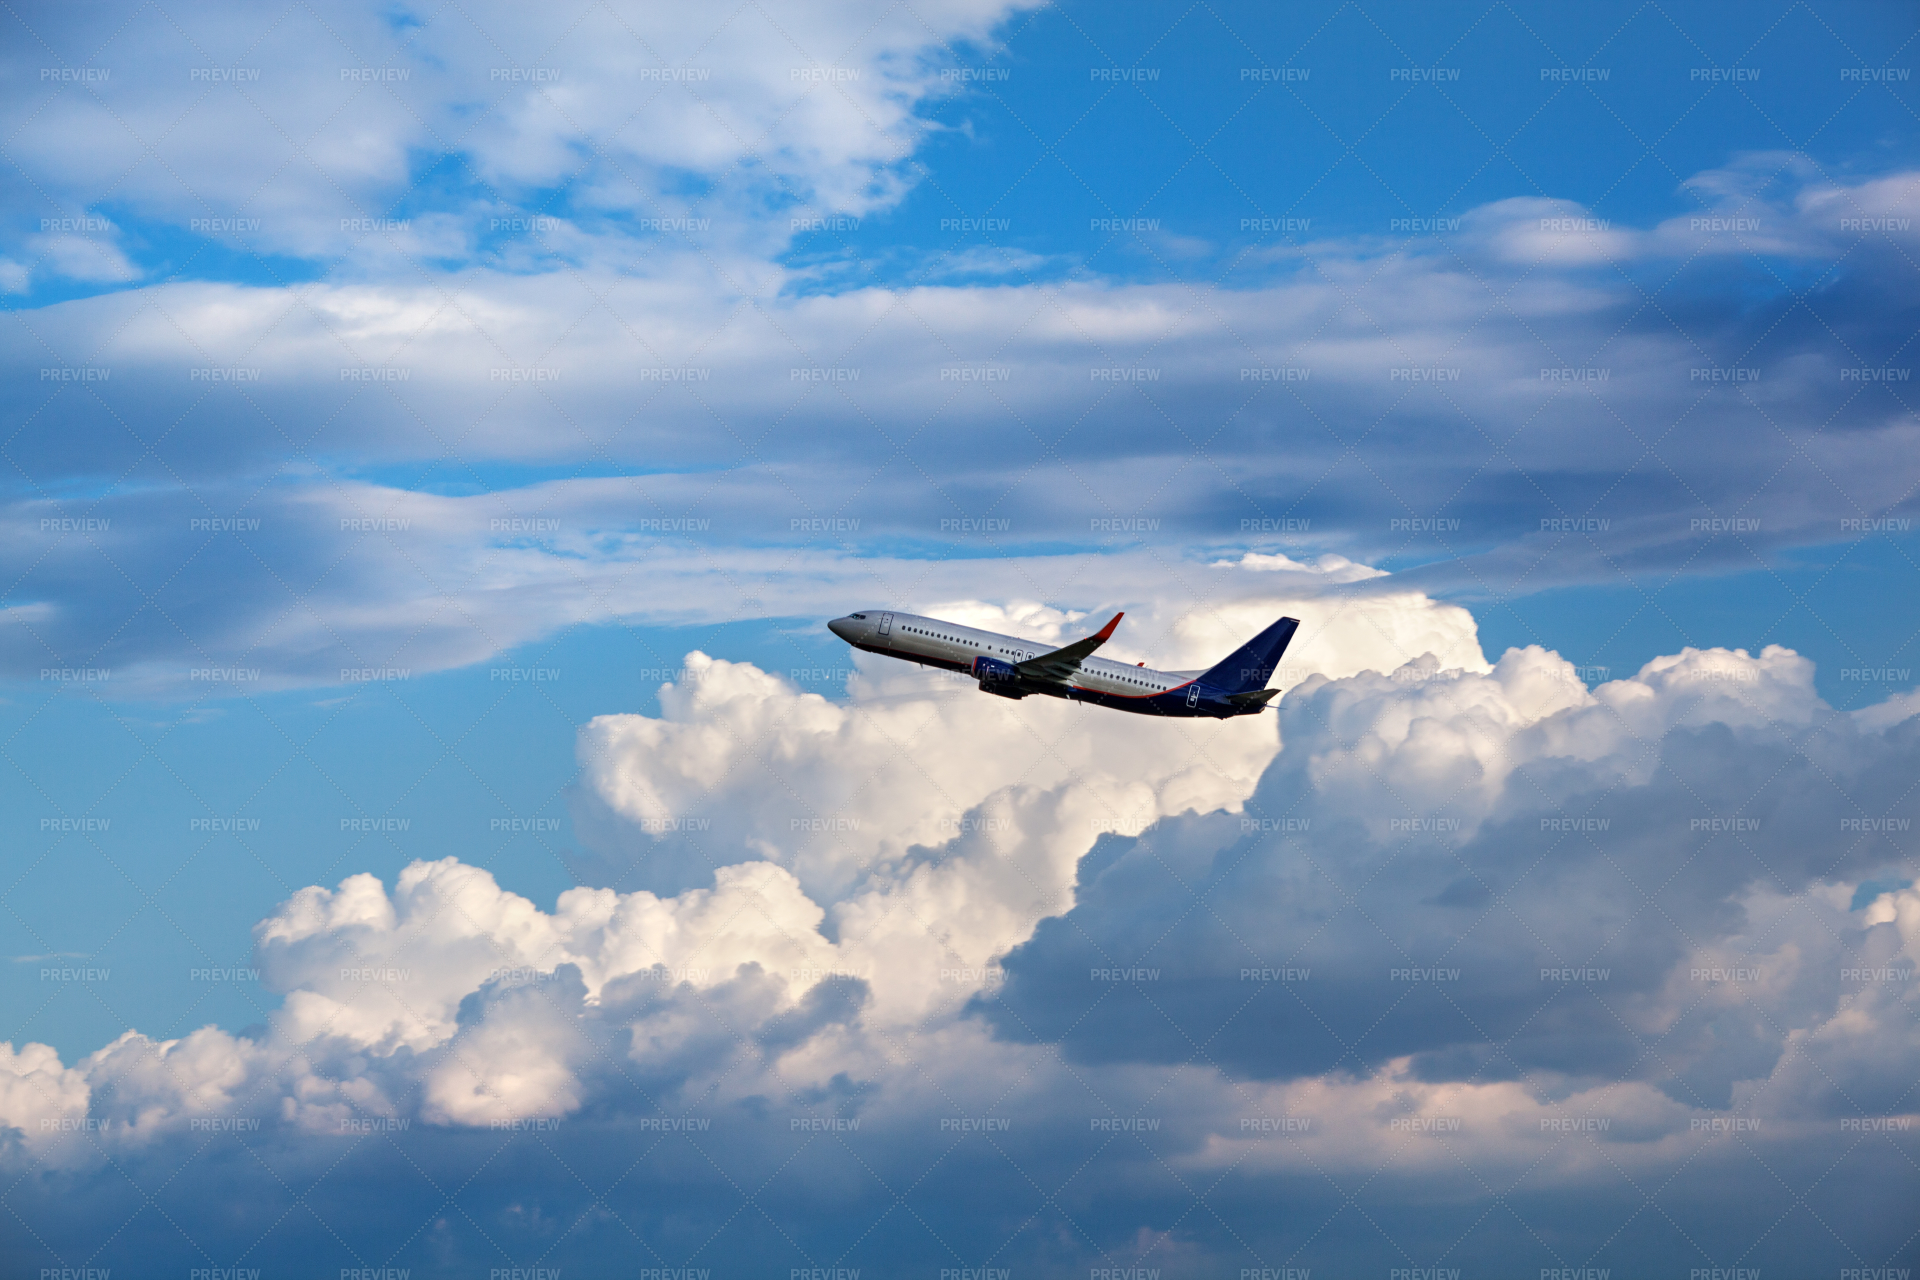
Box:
8;159;1917;693
2;0;1030;276
5;607;1917;1272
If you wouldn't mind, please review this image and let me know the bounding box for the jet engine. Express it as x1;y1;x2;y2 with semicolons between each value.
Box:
971;655;1028;698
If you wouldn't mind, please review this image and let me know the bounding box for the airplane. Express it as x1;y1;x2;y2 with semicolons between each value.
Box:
826;608;1300;718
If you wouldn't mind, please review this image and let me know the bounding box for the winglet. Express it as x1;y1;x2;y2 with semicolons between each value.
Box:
1013;611;1125;684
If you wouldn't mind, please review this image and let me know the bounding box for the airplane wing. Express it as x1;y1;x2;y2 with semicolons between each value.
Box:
1015;612;1123;684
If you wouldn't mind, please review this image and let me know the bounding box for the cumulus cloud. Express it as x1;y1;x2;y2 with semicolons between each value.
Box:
569;579;1487;897
8;580;1483;1160
8;629;1915;1142
985;642;1920;1117
4;621;1919;1270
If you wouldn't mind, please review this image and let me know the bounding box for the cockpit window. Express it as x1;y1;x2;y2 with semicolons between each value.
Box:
852;614;866;619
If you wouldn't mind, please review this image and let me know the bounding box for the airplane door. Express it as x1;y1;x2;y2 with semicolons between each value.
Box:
1186;684;1200;708
879;612;893;637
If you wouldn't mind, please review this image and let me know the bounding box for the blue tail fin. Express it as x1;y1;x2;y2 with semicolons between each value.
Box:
1201;616;1300;693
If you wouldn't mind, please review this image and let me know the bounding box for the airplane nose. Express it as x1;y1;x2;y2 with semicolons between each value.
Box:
828;617;852;642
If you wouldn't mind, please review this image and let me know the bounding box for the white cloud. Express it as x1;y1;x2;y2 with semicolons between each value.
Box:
985;636;1920;1125
1853;686;1920;733
1453;159;1920;267
1654;153;1920;258
0;160;1911;695
571;581;1487;900
1863;885;1920;969
0;1040;90;1149
1;0;1035;266
1468;196;1640;266
26;232;138;283
4;625;1918;1246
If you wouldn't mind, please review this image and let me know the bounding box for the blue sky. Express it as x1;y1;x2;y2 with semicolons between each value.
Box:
3;0;1919;1276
